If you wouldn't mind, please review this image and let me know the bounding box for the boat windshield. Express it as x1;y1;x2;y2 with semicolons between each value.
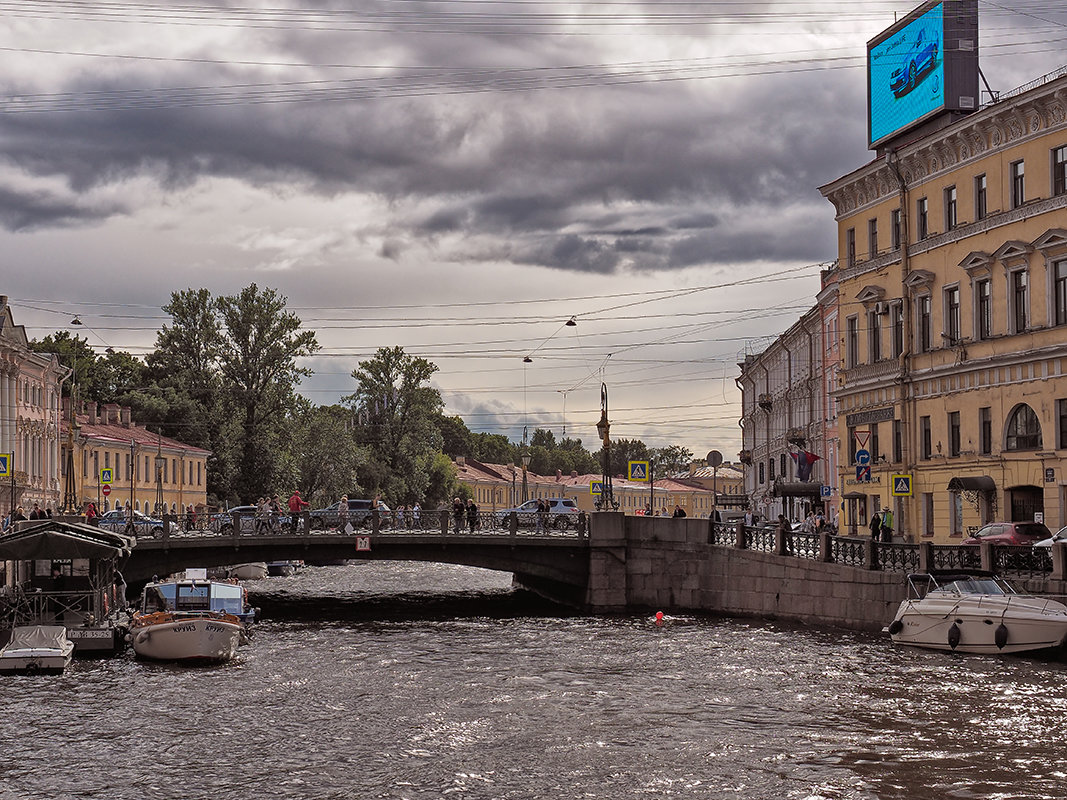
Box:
934;578;1007;596
146;582;245;614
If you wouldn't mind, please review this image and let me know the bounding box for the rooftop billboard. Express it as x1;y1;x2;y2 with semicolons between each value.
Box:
868;1;978;150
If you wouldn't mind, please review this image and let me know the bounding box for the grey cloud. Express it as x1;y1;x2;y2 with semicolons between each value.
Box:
0;185;123;231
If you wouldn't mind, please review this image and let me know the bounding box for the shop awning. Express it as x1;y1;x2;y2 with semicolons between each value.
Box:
947;476;996;493
773;481;822;497
842;491;868;500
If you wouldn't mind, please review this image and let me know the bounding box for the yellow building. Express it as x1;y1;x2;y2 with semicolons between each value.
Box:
820;68;1067;541
61;401;211;515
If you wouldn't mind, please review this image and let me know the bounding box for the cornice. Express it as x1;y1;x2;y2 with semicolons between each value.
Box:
821;78;1067;219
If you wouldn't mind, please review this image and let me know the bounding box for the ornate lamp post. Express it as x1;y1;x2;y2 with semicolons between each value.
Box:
154;435;165;516
595;382;617;511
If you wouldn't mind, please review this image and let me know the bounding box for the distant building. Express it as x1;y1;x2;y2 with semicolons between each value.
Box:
0;296;67;514
61;401;211;515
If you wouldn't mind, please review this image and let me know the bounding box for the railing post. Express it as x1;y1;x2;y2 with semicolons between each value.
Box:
819;531;832;562
865;538;879;570
231;511;242;537
508;511;518;538
440;509;448;535
299;510;310;535
372;509;380;535
980;541;994;572
774;528;788;556
734;521;746;549
1052;542;1067;581
918;541;934;573
160;514;172;542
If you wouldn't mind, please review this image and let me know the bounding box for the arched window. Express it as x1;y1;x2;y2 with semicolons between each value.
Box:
1005;404;1042;450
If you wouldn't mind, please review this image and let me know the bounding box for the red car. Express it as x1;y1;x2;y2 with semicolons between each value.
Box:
962;522;1051;546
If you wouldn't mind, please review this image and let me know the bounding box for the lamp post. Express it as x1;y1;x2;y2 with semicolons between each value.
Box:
595;382;617;511
154;434;164;516
521;453;531;503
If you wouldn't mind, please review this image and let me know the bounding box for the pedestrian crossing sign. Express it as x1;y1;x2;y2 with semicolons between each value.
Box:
628;460;649;481
891;474;913;497
0;453;11;478
100;467;114;484
590;481;605;495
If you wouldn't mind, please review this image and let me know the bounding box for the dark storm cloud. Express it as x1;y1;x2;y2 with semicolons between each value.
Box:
0;185;122;231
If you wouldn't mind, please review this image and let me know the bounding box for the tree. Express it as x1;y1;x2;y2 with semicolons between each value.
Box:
28;332;99;399
216;284;320;501
598;437;649;478
148;287;220;397
438;414;473;458
650;445;694;476
471;432;515;464
346;347;444;504
530;428;557;450
288;402;366;506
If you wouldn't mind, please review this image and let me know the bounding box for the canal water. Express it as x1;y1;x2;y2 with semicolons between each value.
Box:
4;561;1067;800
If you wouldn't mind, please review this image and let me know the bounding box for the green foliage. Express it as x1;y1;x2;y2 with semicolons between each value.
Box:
288;402;365;507
438;414;473;458
471;432;515;464
28;332;100;400
424;452;459;508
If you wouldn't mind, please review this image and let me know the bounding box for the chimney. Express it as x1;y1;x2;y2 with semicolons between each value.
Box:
570;470;578;478
456;456;466;467
556;469;562;482
87;401;98;424
120;407;132;427
103;403;120;425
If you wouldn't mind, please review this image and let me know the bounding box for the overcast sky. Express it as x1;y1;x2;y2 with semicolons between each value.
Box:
2;0;1065;459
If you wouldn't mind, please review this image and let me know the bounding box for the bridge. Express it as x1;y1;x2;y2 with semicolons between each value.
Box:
122;510;593;606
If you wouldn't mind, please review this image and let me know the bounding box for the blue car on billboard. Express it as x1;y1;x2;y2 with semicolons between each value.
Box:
889;29;938;97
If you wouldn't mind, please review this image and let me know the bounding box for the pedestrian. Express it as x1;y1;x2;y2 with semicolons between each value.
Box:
270;495;283;533
85;501;98;524
869;509;881;541
255;497;269;534
672;505;687;518
29;502;43;520
411;502;421;530
397;505;406;529
535;498;546;532
744;509;753;527
777;513;793;554
288;489;309;531
337;495;350;532
466;498;479;533
452;497;464;533
880;507;894;543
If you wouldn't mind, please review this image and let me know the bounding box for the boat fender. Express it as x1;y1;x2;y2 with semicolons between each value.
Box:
887;619;904;635
135;631;151;645
995;623;1009;650
948;622;961;650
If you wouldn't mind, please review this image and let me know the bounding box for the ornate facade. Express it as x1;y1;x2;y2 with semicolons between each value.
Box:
0;296;67;514
819;68;1067;541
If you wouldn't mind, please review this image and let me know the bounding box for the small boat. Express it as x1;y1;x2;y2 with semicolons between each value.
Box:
886;571;1067;655
266;561;301;577
0;625;75;674
227;562;268;581
129;579;256;663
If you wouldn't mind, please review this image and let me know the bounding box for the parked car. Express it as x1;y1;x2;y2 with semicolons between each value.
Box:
211;505;292;534
495;498;581;530
96;509;164;538
889;28;939;97
962;522;1051;546
309;499;390;530
1033;525;1067;548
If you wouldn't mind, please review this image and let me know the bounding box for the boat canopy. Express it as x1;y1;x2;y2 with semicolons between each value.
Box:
146;581;246;616
4;625;71;651
0;521;132;560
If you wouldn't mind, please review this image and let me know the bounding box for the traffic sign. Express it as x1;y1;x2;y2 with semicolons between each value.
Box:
855;449;871;466
854;430;870;450
102;484;112;497
820;485;832;498
628;461;649;481
891;474;913;496
100;467;113;484
590;481;605;495
856;466;871;482
0;453;10;478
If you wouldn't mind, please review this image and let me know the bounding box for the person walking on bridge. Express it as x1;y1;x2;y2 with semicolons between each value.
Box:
466;498;479;533
452;497;464;534
288;489;309;531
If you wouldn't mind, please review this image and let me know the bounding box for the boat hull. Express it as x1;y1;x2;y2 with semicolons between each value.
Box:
890;595;1067;654
227;563;268;580
0;648;73;674
131;615;246;663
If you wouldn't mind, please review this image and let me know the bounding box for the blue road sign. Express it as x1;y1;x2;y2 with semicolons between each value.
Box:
590;481;605;496
856;466;871;482
820;485;832;498
628;461;649;481
855;449;871;466
0;453;10;478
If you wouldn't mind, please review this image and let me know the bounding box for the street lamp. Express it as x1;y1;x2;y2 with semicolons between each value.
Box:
154;435;165;516
595;382;618;511
521;452;531;503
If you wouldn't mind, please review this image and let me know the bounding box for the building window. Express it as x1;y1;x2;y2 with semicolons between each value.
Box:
868;218;878;257
1054;145;1067;197
769;458;775;481
1011;270;1028;334
1011;160;1025;208
868;308;882;362
870;424;880;462
980;407;992;455
917;294;932;352
944;185;957;231
944;285;960;345
975;173;987;220
976;278;992;340
948;411;961;457
916;197;928;240
891;302;904;357
920;416;932;460
1005;403;1042;451
846;315;859;368
758;462;765;484
893;419;903;463
1055;261;1067;327
1058;399;1067;450
890;208;902;249
846;227;856;267
922;493;934;536
780;453;786;478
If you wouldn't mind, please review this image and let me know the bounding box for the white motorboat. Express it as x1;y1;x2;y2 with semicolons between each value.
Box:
129;579;255;663
0;625;75;674
227;563;268;581
886;571;1067;655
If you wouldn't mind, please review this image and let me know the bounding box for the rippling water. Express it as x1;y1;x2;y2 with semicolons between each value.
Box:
4;562;1067;800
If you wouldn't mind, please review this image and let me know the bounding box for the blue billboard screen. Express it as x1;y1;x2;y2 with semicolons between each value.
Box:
868;3;945;146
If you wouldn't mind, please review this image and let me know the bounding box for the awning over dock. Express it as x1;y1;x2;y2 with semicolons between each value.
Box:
0;521;133;560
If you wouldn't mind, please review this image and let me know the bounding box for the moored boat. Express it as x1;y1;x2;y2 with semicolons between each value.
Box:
886;571;1067;655
130;579;255;663
227;563;268;581
0;625;75;674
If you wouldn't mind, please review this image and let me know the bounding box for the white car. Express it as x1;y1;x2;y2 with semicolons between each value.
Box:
96;509;164;537
1033;525;1067;548
495;498;581;530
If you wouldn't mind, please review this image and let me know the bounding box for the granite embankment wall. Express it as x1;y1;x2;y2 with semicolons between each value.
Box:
585;513;909;632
